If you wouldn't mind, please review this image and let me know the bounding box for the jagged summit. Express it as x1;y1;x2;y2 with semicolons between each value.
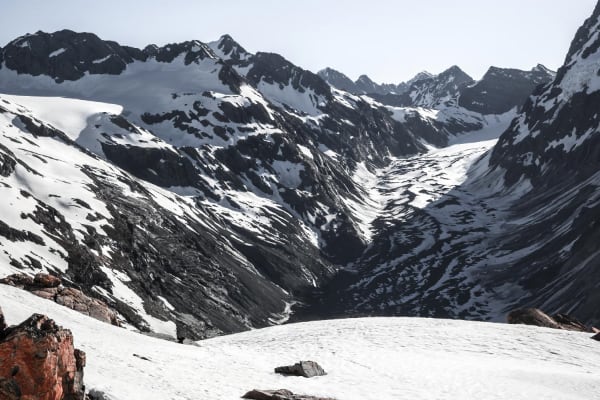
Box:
459;64;554;114
406;70;433;85
0;29;225;83
208;33;250;61
531;63;555;75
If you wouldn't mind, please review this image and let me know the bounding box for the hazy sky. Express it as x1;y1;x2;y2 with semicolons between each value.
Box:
0;1;596;83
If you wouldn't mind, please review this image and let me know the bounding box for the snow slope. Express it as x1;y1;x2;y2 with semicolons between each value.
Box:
1;284;599;400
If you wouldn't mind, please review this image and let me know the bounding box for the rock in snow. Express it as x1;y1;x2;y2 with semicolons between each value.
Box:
0;307;86;400
242;388;335;400
275;361;326;378
507;308;591;332
0;273;119;327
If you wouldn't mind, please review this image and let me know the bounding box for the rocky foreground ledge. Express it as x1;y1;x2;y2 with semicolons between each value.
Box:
0;306;86;400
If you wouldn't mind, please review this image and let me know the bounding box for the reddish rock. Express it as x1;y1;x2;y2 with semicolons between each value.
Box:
34;273;62;288
0;274;34;287
0;310;86;400
55;288;119;327
0;273;119;327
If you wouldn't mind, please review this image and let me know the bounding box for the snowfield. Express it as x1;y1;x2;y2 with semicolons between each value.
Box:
1;284;599;400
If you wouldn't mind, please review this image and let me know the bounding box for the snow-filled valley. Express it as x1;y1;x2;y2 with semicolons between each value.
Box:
2;284;599;400
2;5;600;398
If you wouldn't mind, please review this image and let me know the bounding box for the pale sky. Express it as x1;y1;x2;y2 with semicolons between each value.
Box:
0;1;596;83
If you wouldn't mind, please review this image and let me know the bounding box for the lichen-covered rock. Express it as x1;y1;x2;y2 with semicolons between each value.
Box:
274;361;326;378
0;310;86;400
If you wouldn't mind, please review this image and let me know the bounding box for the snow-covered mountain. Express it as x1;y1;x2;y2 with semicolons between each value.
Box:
302;2;600;326
320;63;553;113
459;64;556;114
3;284;599;400
0;29;438;339
317;67;429;96
0;0;598;341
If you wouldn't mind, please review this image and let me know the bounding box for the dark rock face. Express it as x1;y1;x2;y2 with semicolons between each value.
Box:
1;29;146;82
213;34;249;61
242;389;335;400
400;65;475;108
459;65;554;114
317;68;425;96
274;361;326;378
245;52;332;101
0;310;86;400
317;68;357;93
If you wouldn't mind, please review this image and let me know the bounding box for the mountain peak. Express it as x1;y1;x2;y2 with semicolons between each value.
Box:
407;71;433;85
208;33;250;62
356;74;375;83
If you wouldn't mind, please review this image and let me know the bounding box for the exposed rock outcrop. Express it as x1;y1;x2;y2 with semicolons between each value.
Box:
242;389;335;400
507;308;591;332
0;308;86;400
274;361;326;378
0;274;119;326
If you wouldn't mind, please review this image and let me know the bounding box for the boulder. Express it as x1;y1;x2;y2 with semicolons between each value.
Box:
34;273;62;288
552;313;589;332
507;308;590;332
242;389;335;400
0;273;120;326
507;308;561;329
0;274;34;287
55;287;120;326
274;361;326;378
0;309;86;400
592;332;600;341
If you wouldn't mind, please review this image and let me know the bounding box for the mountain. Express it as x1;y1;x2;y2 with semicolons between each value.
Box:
0;29;435;339
372;65;475;108
317;68;427;96
315;67;356;93
300;1;600;326
459;64;556;114
0;0;596;342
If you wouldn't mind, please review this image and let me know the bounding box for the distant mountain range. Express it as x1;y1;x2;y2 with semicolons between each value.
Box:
318;64;555;112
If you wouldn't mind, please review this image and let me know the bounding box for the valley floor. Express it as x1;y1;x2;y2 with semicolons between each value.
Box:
2;284;599;400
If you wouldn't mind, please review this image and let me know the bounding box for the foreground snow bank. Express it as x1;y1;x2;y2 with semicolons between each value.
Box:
1;284;598;400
